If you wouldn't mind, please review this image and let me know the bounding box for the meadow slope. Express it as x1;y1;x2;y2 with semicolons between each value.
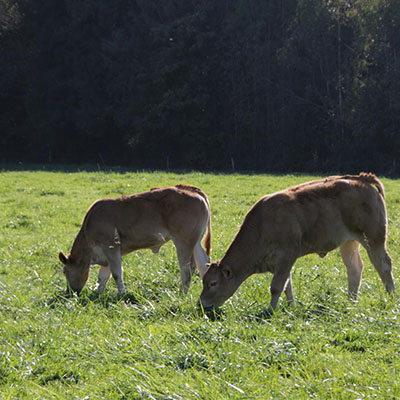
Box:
1;168;400;399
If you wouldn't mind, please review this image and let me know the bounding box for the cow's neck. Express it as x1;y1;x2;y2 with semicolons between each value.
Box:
222;226;262;279
70;228;90;267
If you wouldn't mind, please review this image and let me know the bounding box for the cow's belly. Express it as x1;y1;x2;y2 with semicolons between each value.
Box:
300;225;356;257
120;230;171;255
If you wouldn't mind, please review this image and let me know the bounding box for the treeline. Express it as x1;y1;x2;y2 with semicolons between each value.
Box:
1;0;399;173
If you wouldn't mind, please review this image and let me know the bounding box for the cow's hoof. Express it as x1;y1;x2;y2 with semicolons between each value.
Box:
121;293;138;304
92;291;100;299
117;291;127;300
254;308;274;321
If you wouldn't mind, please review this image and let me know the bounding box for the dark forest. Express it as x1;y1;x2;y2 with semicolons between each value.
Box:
1;0;399;174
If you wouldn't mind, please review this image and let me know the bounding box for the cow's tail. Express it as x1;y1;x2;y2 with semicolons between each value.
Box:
204;212;212;256
343;172;385;199
359;172;385;199
176;184;212;256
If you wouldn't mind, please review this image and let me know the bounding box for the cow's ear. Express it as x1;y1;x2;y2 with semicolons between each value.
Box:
206;263;211;269
222;265;232;280
59;252;69;265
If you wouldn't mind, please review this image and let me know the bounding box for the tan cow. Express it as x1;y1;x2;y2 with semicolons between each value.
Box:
59;184;211;295
199;173;395;312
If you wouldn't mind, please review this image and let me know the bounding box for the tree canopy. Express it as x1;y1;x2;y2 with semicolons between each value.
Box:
1;0;399;173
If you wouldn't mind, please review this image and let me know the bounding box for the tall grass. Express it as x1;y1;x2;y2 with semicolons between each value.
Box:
1;169;399;399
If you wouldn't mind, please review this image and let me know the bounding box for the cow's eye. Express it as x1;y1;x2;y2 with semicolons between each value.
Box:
209;280;218;288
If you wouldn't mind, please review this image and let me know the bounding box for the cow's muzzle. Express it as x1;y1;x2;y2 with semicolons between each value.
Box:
196;299;223;321
196;298;215;312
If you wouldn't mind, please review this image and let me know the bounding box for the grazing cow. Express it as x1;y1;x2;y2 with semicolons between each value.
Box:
199;173;395;311
59;184;211;295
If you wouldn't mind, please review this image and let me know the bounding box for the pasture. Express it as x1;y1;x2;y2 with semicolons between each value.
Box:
1;168;400;399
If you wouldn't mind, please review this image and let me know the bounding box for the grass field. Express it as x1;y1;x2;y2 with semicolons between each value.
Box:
1;167;400;399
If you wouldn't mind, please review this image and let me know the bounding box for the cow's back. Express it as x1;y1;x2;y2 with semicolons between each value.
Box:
81;194;164;250
249;177;386;257
82;186;209;252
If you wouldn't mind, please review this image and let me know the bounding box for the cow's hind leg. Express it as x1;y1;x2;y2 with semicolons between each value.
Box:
103;246;126;296
283;273;294;305
340;240;364;299
193;240;210;277
365;242;395;294
174;241;195;295
97;266;111;294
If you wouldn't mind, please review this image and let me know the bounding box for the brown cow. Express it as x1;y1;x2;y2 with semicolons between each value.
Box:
199;173;395;312
59;184;211;295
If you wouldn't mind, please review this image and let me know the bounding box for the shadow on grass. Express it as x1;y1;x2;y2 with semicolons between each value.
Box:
251;308;274;321
45;290;139;308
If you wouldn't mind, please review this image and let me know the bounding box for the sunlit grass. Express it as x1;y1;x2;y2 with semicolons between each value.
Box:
0;167;399;399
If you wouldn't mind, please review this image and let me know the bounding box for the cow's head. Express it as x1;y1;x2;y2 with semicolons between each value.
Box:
59;252;90;294
198;261;240;310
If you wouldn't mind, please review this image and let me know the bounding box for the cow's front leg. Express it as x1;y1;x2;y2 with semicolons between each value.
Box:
103;247;125;296
270;258;295;310
97;266;111;294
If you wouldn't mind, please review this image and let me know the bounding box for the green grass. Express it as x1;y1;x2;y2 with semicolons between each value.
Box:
1;168;400;399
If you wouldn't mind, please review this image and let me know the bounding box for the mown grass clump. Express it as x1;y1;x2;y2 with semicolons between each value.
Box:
0;169;399;399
